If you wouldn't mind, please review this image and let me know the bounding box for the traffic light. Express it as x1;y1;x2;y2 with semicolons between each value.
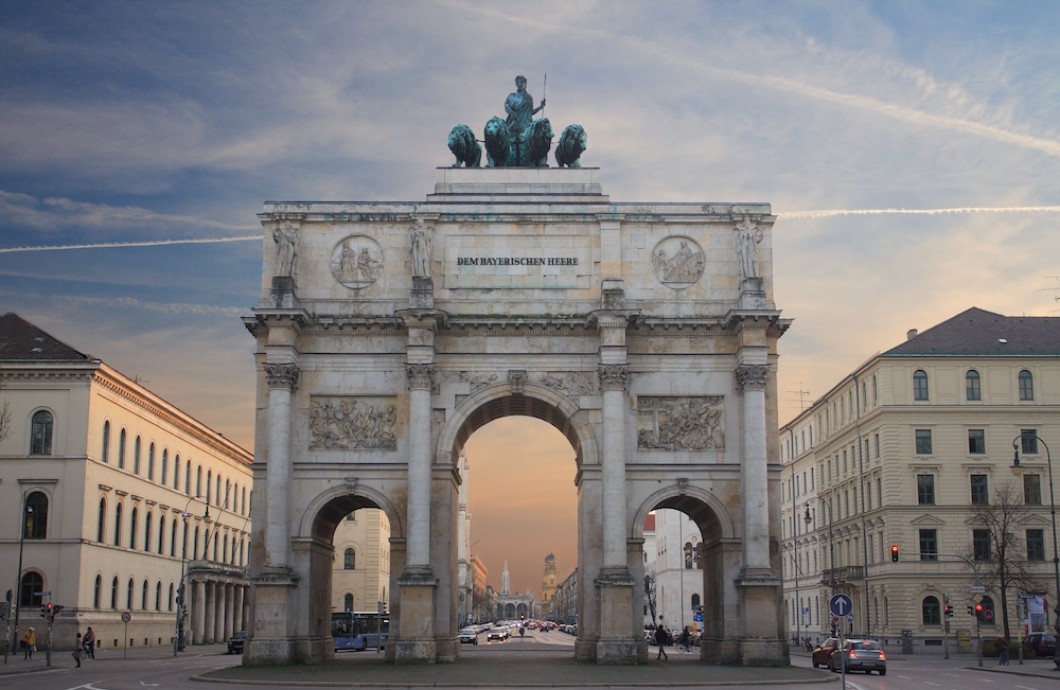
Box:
890;544;900;562
967;605;974;615
943;605;953;618
975;603;983;617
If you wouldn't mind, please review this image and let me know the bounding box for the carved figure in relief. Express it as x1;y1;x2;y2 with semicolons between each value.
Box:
735;216;764;280
638;397;724;450
310;398;397;450
410;223;432;279
653;239;705;284
273;223;298;277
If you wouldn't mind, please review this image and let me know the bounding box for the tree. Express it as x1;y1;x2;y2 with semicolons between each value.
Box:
643;568;658;625
970;483;1047;640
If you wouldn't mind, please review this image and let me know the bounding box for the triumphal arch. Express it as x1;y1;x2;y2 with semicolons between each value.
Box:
243;125;790;666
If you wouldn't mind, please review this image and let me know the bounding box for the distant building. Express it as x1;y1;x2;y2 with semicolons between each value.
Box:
0;313;253;652
494;561;534;620
781;307;1060;652
541;553;558;607
330;508;390;613
646;509;704;634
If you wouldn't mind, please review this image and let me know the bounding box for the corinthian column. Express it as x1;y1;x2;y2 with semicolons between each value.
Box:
598;364;629;569
735;363;771;574
264;362;299;569
406;363;435;570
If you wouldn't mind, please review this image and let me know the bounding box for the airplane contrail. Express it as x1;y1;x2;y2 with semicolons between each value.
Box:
0;235;261;254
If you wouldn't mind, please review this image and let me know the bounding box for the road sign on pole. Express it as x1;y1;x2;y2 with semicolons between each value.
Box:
829;594;853;618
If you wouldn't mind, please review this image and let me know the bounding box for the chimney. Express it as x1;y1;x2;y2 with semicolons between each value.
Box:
907;329;918;341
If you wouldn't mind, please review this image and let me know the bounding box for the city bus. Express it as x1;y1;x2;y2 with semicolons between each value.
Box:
331;611;390;651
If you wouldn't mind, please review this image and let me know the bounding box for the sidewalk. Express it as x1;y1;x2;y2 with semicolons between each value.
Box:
0;642;231;676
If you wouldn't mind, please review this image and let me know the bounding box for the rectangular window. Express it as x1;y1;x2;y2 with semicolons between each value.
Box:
1022;429;1039;454
919;529;938;562
915;429;933;455
917;475;936;505
1024;474;1042;505
1028;529;1046;561
970;475;989;505
968;429;985;454
973;529;991;561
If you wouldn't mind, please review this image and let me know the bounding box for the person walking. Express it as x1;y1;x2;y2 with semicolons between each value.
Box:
83;626;96;658
23;627;36;660
995;636;1009;665
73;633;83;668
654;623;669;660
680;626;691;653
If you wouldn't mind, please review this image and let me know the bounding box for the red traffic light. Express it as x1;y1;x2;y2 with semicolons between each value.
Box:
975;603;983;613
890;544;900;562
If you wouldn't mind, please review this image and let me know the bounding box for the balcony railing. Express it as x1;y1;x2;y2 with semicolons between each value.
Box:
822;565;864;583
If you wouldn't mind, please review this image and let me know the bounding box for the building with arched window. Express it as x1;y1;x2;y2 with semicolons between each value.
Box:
330;508;391;615
0;313;253;653
780;307;1060;654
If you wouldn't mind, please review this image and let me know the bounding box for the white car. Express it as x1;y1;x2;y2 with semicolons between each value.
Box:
487;627;510;641
458;627;478;645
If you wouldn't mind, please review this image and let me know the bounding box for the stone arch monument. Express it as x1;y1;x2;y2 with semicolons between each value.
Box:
243;164;790;665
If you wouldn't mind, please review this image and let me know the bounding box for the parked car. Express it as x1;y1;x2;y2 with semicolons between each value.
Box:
486;627;510;641
227;631;248;654
829;638;886;675
458;627;479;645
1023;632;1057;657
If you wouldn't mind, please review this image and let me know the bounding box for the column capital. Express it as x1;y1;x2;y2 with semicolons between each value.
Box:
598;364;630;392
406;364;436;391
264;362;300;390
735;364;769;391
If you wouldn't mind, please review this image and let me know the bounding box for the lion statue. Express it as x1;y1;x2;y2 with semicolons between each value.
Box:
484;116;513;167
524;118;555;167
447;124;481;168
555;124;587;168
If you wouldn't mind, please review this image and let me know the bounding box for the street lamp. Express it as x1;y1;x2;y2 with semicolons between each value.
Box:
805;498;836;636
6;501;33;665
174;496;208;657
1011;433;1057;667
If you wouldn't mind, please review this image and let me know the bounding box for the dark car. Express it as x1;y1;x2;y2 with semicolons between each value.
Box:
829;638;886;675
811;637;839;668
1023;632;1057;658
227;631;248;654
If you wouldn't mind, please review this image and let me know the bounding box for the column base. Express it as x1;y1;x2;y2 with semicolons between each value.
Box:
735;572;788;666
244;568;302;666
391;566;439;663
594;567;639;665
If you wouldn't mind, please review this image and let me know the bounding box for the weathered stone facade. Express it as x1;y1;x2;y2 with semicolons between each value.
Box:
243;168;790;665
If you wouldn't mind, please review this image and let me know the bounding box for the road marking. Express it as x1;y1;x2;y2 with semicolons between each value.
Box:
64;683;112;690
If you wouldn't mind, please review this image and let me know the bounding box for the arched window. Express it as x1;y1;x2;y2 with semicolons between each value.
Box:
19;571;44;607
168;583;175;612
193;526;200;559
114;503;123;546
213;535;219;562
102;420;111;463
30;410;54;455
97;498;107;542
1020;370;1035;401
216;476;222;505
980;595;996;625
154;581;162;611
196;466;202;498
344;593;354;611
94;575;102;609
126;578;134;610
162;449;169;485
185;459;191;494
683;543;694;570
144;512;153;552
134;435;142;474
966;370;981;401
118;427;127;469
170;517;177;557
921;595;941;625
24;491;49;539
148;442;155;480
913;370;929;401
225;479;231;509
206;469;212;505
111;576;119;608
691;593;701;610
344;548;356;570
129;507;139;550
158;516;166;555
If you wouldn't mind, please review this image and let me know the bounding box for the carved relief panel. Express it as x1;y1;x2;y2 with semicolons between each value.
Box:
637;396;725;450
309;396;398;450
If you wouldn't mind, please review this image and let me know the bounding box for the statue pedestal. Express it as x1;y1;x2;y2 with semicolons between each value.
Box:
739;277;769;310
244;568;308;666
594;567;639;665
735;570;787;665
391;567;439;663
411;277;434;309
270;276;297;308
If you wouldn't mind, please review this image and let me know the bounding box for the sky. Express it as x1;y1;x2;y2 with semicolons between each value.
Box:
1;1;1058;596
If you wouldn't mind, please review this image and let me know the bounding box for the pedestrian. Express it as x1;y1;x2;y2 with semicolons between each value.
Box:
83;626;96;658
680;626;691;652
995;636;1008;665
654;623;669;660
73;633;83;667
23;627;36;660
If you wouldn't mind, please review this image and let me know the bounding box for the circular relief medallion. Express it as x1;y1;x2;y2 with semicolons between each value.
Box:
652;236;704;287
330;235;383;289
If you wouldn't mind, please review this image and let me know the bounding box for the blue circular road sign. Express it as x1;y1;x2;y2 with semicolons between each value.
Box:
829;594;853;618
